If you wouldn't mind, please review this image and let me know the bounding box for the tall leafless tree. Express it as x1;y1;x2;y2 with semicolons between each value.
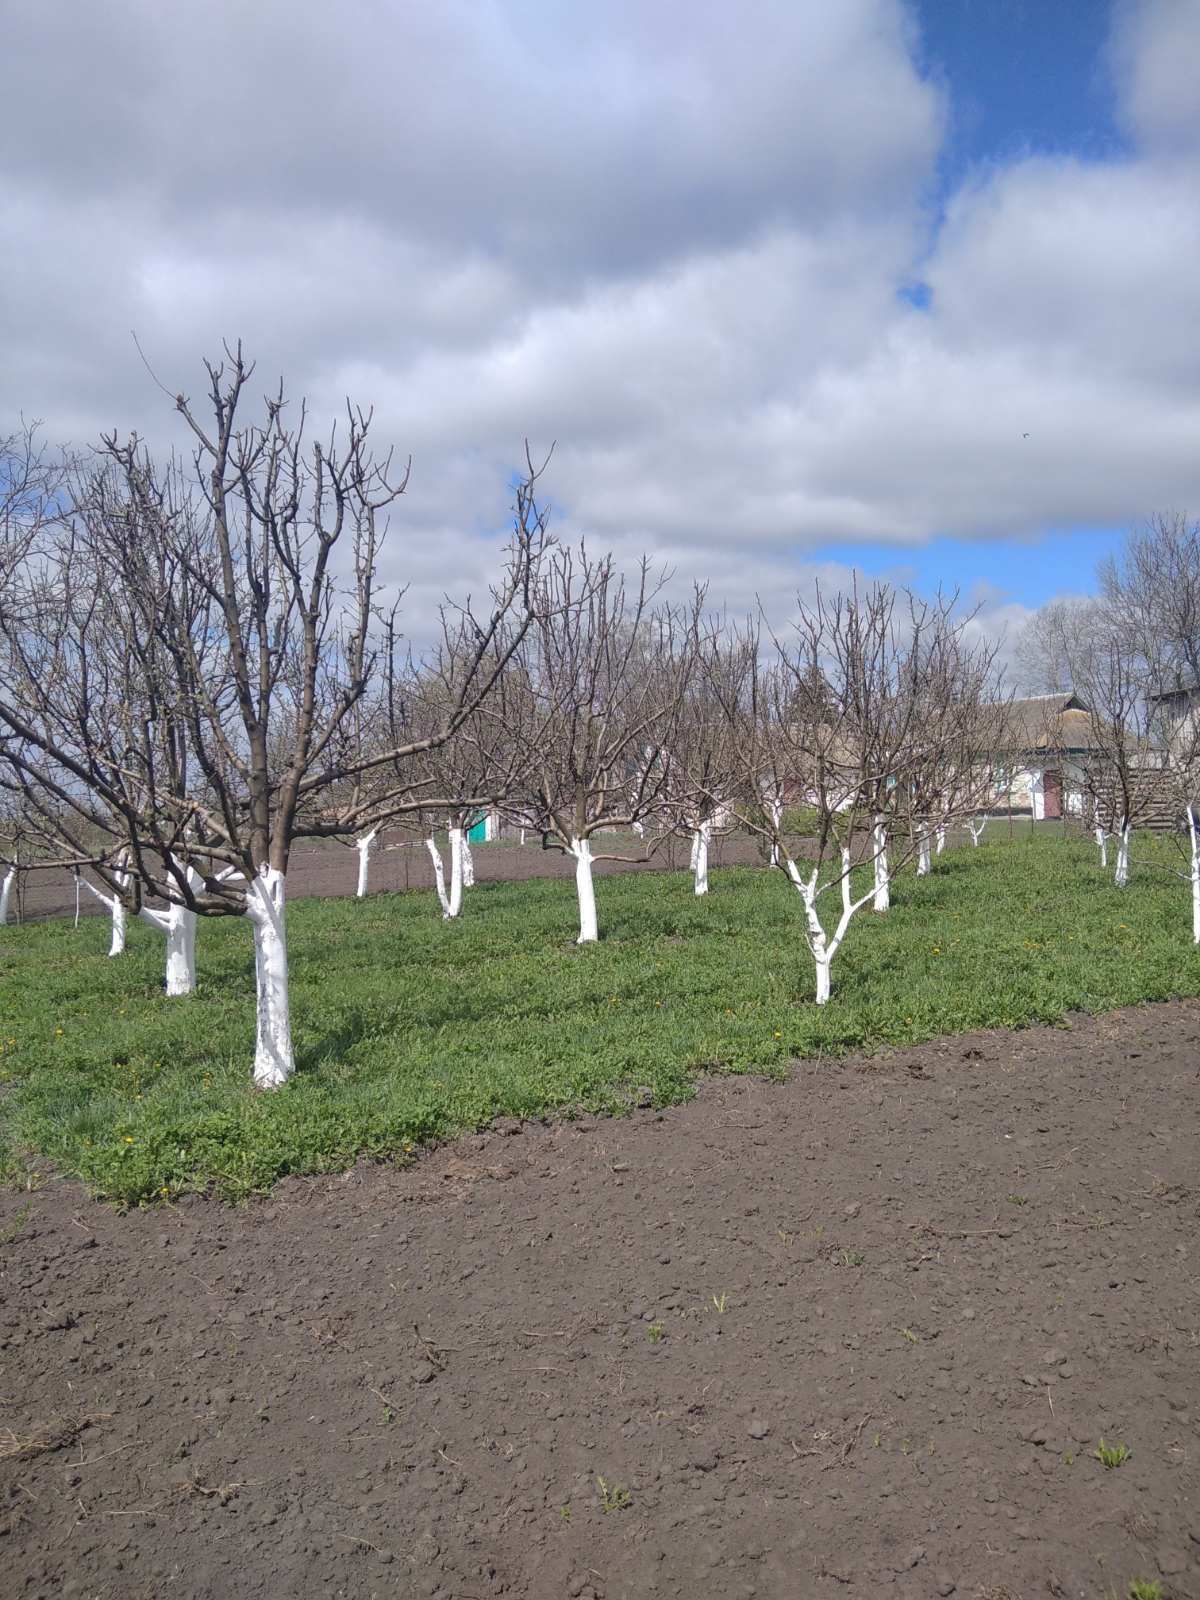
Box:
499;546;699;942
0;348;546;1085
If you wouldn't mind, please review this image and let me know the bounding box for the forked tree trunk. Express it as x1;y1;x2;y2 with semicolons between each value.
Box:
1114;818;1130;888
968;817;987;847
79;873;127;956
871;817;889;912
571;836;598;943
355;829;377;898
138;860;201;995
0;866;14;925
785;848;875;1006
244;867;293;1089
692;821;711;896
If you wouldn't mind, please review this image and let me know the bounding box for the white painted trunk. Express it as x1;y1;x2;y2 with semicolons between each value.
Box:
0;866;14;925
768;796;783;867
163;907;197;996
1114;820;1130;889
447;827;465;917
355;830;377;898
80;874;127;955
785;848;875;1007
1095;826;1108;869
968;818;987;848
632;819;645;838
916;831;932;877
109;895;127;956
1188;807;1200;945
426;836;453;918
871;818;890;912
935;826;946;855
693;822;711;896
244;867;294;1089
461;833;475;889
572;837;598;943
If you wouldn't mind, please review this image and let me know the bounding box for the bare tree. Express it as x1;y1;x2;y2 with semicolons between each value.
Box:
0;348;545;1085
714;583;1000;1004
500;546;698;942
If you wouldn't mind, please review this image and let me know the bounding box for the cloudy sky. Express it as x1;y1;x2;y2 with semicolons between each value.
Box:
3;0;1199;666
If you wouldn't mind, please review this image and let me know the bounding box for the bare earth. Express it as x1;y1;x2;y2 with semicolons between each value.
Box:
2;1002;1198;1600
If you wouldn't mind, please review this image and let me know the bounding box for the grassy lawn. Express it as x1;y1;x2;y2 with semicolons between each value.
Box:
1;827;1197;1204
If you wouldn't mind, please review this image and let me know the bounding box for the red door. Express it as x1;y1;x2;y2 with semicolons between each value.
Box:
1042;769;1063;819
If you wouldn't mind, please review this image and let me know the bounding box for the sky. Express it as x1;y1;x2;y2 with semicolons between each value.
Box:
2;0;1199;678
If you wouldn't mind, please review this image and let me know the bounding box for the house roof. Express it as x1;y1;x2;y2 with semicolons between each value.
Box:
999;693;1101;753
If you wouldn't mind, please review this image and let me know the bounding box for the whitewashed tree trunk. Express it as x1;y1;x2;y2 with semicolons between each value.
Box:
447;827;465;917
935;825;946;855
1114;819;1130;888
1095;826;1108;869
766;794;783;867
426;836;453;918
79;874;127;955
571;836;598;943
1188;806;1200;945
968;817;988;847
632;819;645;838
355;829;377;898
916;829;932;877
786;849;875;1006
461;832;475;889
871;817;889;912
0;866;14;925
244;867;293;1089
692;821;711;896
137;901;198;996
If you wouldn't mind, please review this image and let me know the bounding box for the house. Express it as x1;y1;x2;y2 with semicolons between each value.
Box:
1147;675;1200;758
989;693;1102;819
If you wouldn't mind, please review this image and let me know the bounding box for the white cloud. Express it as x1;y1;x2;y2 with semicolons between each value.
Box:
2;0;1199;642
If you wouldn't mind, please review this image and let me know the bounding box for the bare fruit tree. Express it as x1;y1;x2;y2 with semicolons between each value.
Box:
500;546;699;942
0;348;545;1085
713;583;1001;1004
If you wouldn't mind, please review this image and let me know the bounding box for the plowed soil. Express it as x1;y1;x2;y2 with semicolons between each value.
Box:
2;1001;1198;1600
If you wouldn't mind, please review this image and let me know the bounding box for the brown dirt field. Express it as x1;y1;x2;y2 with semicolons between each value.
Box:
2;1001;1198;1600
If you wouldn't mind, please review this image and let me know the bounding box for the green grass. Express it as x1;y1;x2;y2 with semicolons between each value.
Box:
1;828;1197;1204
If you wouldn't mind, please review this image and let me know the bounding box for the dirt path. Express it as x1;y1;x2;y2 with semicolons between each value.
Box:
2;1002;1198;1599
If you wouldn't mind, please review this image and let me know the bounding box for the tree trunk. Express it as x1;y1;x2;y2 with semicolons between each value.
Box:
447;827;465;916
916;829;932;877
1095;826;1108;869
79;874;128;955
968;818;987;847
1188;807;1200;945
355;829;377;898
0;866;14;925
572;837;598;943
1114;819;1130;888
693;821;711;896
163;906;197;996
426;837;453;918
461;832;475;889
244;867;294;1089
935;826;946;855
872;817;889;912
